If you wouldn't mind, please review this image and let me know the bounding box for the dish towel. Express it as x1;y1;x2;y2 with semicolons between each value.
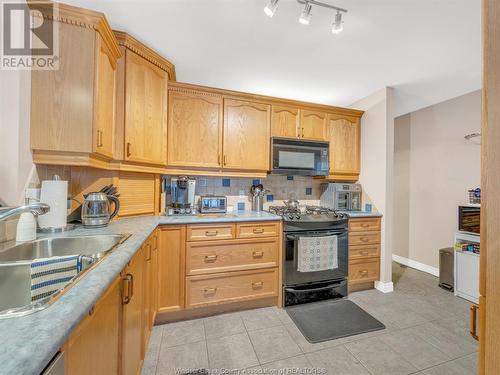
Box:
297;235;338;272
30;255;84;302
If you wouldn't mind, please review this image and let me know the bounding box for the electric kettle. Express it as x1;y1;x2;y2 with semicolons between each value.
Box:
81;192;120;227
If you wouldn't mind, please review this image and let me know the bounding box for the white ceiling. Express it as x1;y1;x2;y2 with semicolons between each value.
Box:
62;0;481;117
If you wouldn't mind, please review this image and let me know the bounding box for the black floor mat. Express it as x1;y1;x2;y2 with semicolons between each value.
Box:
286;299;385;343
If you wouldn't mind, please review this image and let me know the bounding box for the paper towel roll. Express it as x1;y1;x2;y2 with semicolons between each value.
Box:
37;179;68;229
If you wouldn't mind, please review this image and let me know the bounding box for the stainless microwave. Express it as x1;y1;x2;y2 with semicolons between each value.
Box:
271;138;329;176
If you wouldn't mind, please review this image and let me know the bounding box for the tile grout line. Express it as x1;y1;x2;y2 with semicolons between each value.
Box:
153;325;165;375
202;318;211;371
242;311;265;368
343;342;376;375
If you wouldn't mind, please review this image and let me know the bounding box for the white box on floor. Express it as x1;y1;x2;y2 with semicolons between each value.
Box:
454;231;480;303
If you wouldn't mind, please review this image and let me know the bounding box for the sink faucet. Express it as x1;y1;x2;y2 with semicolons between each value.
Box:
0;203;50;221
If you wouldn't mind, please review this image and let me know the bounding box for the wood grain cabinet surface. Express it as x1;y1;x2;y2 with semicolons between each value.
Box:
328;114;361;181
167;88;223;168
223;99;271;172
300;109;328;141
271;105;300;139
348;217;381;291
30;3;121;161
115;31;173;167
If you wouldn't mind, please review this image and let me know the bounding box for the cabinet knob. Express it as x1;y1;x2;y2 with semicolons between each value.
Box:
253;228;265;234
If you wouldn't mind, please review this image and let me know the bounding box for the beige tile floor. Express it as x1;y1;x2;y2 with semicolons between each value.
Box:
142;263;478;375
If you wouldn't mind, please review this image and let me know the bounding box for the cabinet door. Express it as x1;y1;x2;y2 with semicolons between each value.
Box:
168;90;223;168
93;34;117;159
158;226;186;313
271;105;299;139
300;109;327;141
124;50;167;165
328;114;360;178
223;99;271;171
64;278;121;375
122;246;145;375
143;240;152;351
151;230;159;320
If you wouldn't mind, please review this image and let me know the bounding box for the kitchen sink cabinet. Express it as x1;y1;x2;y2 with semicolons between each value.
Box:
167;88;223;168
30;3;121;162
223;99;271;172
63;277;121;375
328;114;361;181
121;244;145;375
115;32;174;167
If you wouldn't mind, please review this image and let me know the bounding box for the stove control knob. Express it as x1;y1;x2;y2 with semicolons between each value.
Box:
295;215;301;220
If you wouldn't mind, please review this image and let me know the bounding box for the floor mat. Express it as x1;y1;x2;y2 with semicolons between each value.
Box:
286;299;385;343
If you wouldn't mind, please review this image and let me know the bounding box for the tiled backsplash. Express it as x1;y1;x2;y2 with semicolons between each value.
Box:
165;175;324;203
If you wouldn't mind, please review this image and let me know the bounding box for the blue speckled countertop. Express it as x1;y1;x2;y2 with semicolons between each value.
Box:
0;211;280;375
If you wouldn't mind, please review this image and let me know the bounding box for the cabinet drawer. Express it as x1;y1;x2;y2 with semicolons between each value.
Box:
186;239;279;275
349;218;381;232
187;224;235;241
185;268;278;309
349;259;380;284
349;231;381;246
237;222;280;238
349;244;380;260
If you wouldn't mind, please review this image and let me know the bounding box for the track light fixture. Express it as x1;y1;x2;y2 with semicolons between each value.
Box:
331;11;343;34
264;0;279;18
298;2;312;25
264;0;347;34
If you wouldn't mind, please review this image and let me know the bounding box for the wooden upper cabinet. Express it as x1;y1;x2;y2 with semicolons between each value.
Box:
223;99;271;171
114;31;176;166
30;3;121;159
328;113;361;180
271;105;299;139
168;88;223;168
300;109;327;141
93;34;117;159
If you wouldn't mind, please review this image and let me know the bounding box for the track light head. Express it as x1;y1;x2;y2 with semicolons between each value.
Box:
264;0;279;18
331;11;344;34
298;2;312;25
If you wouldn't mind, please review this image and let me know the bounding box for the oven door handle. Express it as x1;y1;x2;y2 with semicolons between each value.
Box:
286;232;343;241
285;284;340;293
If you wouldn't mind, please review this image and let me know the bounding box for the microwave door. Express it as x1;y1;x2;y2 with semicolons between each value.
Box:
336;192;350;210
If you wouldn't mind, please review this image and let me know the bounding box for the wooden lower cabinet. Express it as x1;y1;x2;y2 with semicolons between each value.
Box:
63;277;121;375
348;217;381;291
158;226;186;313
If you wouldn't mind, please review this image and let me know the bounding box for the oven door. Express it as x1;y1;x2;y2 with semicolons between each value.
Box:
272;138;329;176
284;229;348;287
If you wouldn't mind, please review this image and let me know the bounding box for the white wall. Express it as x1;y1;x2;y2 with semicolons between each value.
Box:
393;90;481;269
350;87;395;289
0;69;34;206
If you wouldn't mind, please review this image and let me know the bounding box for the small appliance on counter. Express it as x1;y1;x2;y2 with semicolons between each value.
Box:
67;184;120;227
81;192;120;228
199;195;227;214
250;183;269;212
168;176;196;215
320;183;362;211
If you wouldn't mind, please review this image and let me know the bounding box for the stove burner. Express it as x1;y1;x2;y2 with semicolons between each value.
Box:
268;204;347;222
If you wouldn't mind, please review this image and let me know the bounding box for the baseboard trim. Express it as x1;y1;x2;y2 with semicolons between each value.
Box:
375;281;394;293
392;254;439;277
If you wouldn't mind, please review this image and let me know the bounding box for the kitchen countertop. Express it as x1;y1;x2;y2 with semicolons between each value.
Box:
339;211;383;218
0;211;281;375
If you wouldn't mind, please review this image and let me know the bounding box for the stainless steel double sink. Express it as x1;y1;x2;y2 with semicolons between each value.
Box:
0;234;128;318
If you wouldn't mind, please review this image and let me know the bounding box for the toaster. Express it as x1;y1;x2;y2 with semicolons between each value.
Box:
199;195;227;214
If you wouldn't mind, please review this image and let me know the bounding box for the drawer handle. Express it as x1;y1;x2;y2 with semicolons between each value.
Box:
359;270;369;276
360;223;370;228
253;228;265;234
252;281;263;288
205;230;218;237
470;304;479;341
360;237;369;242
126;142;132;157
97;130;103;148
360;251;369;256
122;274;133;305
204;255;218;262
253;251;264;258
204;287;217;295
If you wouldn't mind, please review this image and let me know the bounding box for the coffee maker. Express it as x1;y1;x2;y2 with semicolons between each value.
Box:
169;176;196;215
